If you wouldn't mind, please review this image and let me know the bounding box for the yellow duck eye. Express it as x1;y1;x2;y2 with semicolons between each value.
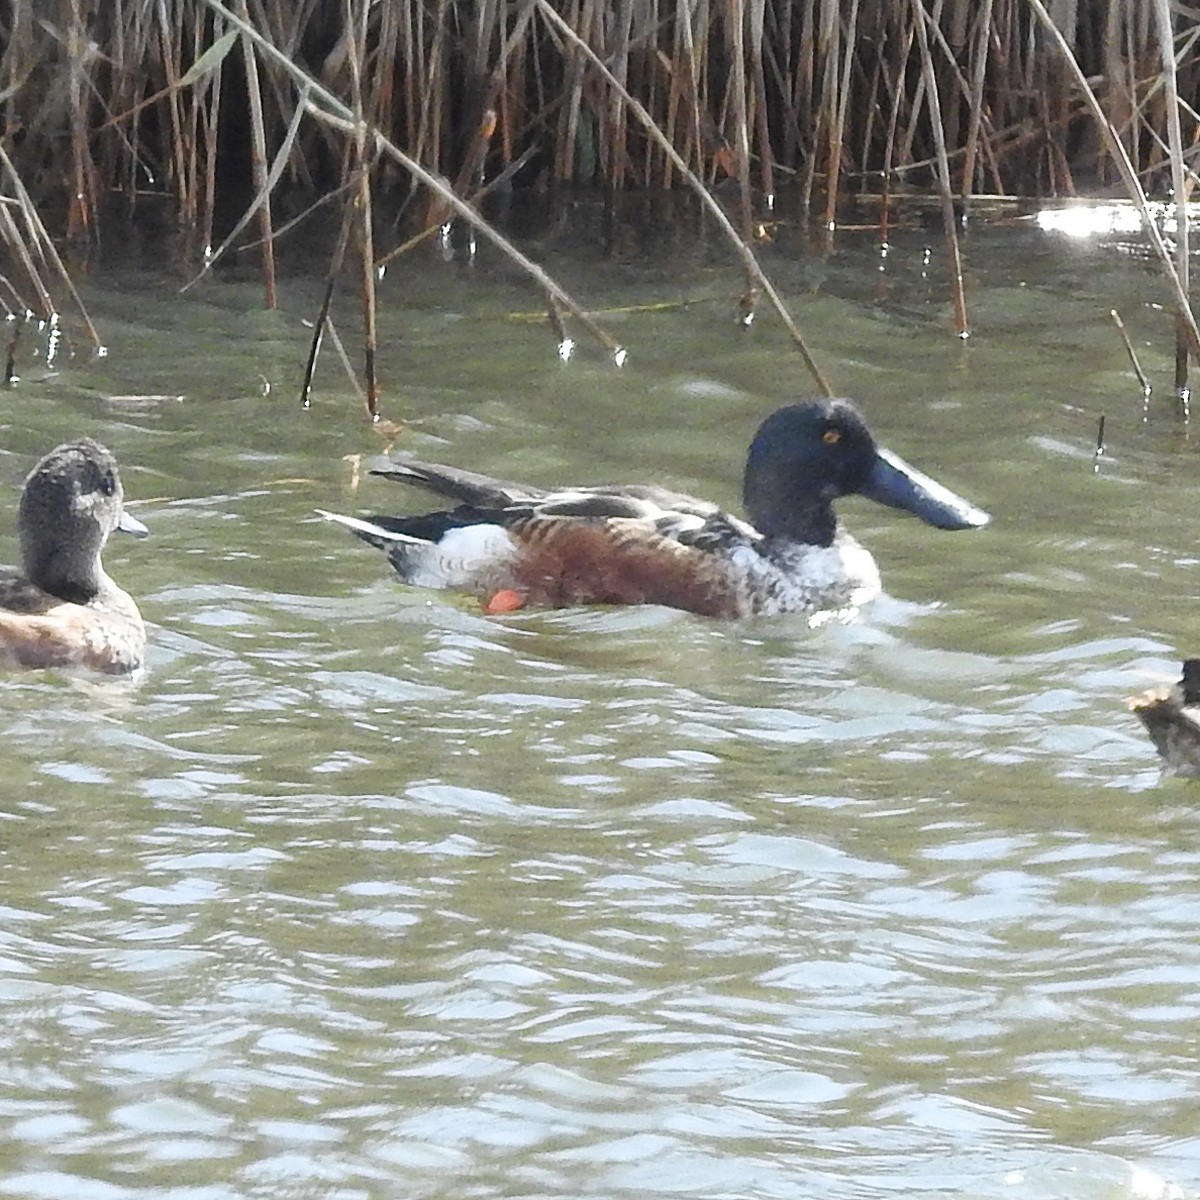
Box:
822;428;841;445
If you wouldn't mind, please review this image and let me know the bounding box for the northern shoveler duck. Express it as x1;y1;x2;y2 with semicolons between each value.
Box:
0;438;148;674
1128;660;1200;777
318;398;989;619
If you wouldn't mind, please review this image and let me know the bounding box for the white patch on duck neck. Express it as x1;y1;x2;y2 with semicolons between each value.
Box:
406;524;519;590
728;532;881;616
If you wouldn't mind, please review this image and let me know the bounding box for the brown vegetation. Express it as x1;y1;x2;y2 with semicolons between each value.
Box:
0;1;1198;391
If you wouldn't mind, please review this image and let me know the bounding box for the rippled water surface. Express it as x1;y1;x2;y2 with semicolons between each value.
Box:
1;202;1198;1200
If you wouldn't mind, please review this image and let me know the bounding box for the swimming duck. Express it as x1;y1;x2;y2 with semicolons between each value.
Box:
318;398;989;618
1128;659;1200;777
0;438;148;674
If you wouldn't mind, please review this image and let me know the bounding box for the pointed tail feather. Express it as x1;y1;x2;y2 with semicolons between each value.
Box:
314;509;429;552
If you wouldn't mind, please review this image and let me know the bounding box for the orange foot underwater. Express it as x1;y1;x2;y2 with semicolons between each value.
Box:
484;588;525;615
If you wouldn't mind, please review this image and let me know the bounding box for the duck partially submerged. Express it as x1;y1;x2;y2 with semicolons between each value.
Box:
319;398;989;618
1128;660;1200;777
0;439;148;674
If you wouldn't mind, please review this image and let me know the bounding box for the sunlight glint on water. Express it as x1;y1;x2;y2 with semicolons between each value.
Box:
0;208;1197;1199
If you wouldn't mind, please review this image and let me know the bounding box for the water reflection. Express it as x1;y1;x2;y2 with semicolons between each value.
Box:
0;209;1197;1199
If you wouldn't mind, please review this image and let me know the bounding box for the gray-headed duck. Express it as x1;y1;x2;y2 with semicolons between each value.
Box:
0;439;147;674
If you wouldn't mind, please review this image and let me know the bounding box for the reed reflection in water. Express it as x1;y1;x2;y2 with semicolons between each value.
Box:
0;211;1196;1200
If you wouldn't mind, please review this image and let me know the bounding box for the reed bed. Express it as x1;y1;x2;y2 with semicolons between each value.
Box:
1;0;1199;391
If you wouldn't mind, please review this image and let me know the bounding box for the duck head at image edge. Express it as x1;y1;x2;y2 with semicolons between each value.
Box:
318;397;990;619
0;438;148;674
1129;660;1200;778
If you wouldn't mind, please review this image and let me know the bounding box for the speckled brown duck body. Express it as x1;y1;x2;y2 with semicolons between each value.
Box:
0;439;148;675
1128;660;1200;777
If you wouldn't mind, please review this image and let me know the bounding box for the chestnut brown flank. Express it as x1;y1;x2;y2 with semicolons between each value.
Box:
506;519;742;617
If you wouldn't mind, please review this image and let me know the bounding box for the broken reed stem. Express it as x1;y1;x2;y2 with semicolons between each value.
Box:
1025;0;1200;362
1092;413;1105;472
912;0;969;338
301;188;358;409
301;275;334;409
1110;308;1152;395
534;0;833;397
326;315;367;405
4;321;18;385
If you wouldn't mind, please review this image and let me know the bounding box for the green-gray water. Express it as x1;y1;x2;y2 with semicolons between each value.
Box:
0;203;1195;1200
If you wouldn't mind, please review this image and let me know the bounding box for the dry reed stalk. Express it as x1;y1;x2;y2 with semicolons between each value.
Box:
156;0;191;227
302;191;357;409
878;8;916;223
657;7;712;187
794;0;816;206
689;0;710;181
4;322;19;385
1025;0;1200;361
64;0;96;240
445;2;536;218
1110;308;1152;396
857;30;885;189
827;0;861;229
1092;412;1105;471
0;202;53;320
917;2;1005;194
0;143;103;348
897;1;936;172
377;146;538;268
1154;0;1191;398
961;0;994;198
236;0;278;308
608;0;633;190
814;0;838;229
535;0;831;395
345;0;379;420
723;0;758;320
201;31;226;254
725;0;754;239
196;0;625;359
180;87;309;290
1104;0;1137;187
180;14;203;231
912;0;968;337
747;0;773;202
554;0;588;182
324;315;367;408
